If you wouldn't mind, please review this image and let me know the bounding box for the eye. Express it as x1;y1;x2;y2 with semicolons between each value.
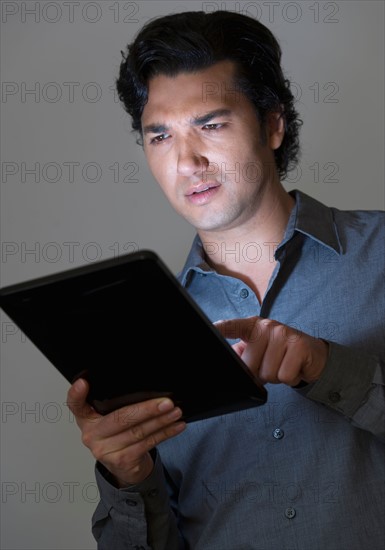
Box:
202;123;223;130
150;133;170;144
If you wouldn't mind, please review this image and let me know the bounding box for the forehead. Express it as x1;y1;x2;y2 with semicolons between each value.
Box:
141;60;251;125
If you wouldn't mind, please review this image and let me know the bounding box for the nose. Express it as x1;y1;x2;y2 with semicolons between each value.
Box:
176;139;209;177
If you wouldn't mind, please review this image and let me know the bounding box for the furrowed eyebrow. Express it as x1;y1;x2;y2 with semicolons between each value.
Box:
142;123;169;136
142;109;232;136
192;109;232;126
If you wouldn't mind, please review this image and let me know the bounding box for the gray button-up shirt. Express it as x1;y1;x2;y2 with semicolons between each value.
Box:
92;190;385;550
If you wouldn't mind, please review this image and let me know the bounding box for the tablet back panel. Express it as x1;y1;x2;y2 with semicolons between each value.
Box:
0;250;267;421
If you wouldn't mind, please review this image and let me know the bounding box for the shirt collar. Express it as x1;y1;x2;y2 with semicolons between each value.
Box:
178;235;214;285
283;189;342;253
178;189;342;286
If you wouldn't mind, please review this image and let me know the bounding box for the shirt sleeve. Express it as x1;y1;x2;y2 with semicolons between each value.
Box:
91;450;181;550
301;340;385;441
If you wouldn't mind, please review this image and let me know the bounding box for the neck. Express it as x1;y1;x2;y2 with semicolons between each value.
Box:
198;186;295;302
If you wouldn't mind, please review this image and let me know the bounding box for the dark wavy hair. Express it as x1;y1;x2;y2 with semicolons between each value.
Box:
116;10;302;179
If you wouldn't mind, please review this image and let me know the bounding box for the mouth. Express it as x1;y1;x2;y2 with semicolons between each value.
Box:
186;182;221;196
185;181;221;206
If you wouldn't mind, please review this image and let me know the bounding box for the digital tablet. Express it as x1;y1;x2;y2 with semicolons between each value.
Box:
0;249;267;421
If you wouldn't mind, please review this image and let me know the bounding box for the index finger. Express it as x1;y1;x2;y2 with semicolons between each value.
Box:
214;317;262;342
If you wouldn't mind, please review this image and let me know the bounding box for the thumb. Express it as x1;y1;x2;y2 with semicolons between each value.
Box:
66;378;99;420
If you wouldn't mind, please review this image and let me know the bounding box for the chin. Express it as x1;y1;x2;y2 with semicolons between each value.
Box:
194;219;231;232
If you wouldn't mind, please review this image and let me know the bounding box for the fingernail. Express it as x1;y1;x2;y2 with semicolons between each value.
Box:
173;421;186;433
73;378;85;392
158;398;173;412
167;407;182;420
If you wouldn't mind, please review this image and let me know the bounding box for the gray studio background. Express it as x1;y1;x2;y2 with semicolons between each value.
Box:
1;1;384;549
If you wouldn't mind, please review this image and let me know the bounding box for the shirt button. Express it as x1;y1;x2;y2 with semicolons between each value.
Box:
147;489;159;497
126;499;138;506
272;428;284;439
285;507;296;519
328;391;341;403
240;288;249;299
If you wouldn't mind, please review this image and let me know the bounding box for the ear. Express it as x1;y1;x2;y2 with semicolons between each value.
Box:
267;110;285;150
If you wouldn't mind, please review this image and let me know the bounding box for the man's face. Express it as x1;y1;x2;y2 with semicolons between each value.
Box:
141;60;283;234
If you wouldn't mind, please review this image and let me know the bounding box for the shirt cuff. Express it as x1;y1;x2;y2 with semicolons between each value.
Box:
95;449;170;515
304;340;378;418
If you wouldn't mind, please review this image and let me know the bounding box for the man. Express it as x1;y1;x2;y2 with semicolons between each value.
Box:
67;11;384;550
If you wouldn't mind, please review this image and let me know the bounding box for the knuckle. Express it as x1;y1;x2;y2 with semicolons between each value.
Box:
144;433;158;450
261;318;275;328
245;320;261;341
68;401;87;419
115;404;141;425
81;430;93;449
130;424;145;442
